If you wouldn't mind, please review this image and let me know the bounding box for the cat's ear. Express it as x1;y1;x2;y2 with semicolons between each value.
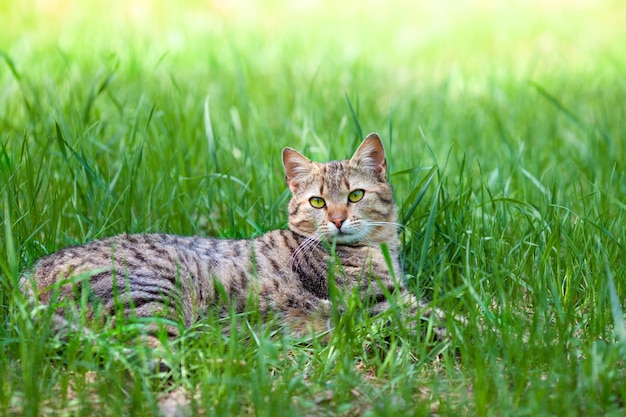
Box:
350;133;387;181
283;147;314;191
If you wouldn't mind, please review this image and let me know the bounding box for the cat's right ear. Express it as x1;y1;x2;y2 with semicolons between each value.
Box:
283;148;313;191
351;133;387;181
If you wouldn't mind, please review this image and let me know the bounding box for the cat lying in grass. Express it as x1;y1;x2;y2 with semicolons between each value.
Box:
21;133;443;345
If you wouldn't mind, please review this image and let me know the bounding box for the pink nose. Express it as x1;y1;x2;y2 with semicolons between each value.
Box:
330;215;346;229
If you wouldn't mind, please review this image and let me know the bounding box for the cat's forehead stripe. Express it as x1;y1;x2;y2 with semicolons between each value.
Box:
318;163;326;195
323;161;350;191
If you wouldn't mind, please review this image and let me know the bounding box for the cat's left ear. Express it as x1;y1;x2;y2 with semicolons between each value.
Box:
350;133;387;181
283;147;314;191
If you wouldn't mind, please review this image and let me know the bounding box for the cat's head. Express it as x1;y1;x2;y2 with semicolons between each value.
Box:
282;133;398;245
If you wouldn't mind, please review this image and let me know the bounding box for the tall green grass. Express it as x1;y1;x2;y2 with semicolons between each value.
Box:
1;0;625;415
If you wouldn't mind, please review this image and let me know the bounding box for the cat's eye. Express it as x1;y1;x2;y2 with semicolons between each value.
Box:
348;189;365;203
309;197;326;209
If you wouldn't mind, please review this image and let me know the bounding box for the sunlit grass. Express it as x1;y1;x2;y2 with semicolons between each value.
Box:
1;0;625;416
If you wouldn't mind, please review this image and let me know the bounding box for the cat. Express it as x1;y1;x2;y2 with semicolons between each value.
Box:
20;133;439;345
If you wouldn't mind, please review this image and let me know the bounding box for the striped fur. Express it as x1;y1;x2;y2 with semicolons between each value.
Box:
21;133;427;340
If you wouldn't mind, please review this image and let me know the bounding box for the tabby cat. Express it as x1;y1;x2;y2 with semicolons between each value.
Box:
21;133;433;343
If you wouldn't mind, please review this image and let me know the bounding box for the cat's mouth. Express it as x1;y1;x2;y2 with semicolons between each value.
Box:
325;225;367;244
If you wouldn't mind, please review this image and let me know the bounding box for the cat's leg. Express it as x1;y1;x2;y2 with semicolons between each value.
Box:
282;301;334;341
27;294;176;374
368;291;452;341
258;288;334;341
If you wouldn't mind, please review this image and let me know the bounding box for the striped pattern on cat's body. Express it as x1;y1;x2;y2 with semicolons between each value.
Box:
22;133;423;340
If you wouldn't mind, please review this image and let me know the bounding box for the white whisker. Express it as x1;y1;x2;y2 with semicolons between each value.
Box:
361;220;410;232
289;232;322;271
291;237;320;270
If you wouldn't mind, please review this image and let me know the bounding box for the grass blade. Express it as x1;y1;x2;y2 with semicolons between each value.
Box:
344;91;362;143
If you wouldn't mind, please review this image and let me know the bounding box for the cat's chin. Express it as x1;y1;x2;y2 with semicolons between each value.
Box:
325;231;368;245
333;235;364;245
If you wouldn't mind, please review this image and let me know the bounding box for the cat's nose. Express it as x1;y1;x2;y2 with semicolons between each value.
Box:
330;214;346;229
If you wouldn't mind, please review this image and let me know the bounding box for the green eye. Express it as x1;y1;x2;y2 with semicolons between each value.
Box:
348;189;365;203
309;197;326;209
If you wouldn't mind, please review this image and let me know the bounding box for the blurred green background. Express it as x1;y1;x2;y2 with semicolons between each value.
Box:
2;0;624;168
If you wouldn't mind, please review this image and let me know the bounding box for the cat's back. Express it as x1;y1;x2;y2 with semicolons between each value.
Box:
24;233;253;300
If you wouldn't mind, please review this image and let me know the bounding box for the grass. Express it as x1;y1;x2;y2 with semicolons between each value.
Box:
1;0;626;415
